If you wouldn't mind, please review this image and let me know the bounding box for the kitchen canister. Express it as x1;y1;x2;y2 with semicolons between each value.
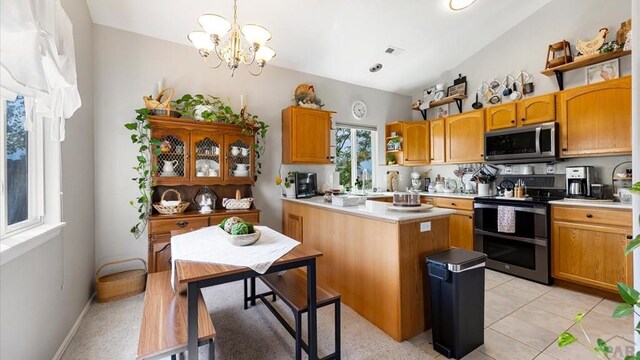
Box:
478;183;491;196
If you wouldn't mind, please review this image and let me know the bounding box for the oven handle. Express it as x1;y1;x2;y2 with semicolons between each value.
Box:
475;229;548;247
474;203;546;215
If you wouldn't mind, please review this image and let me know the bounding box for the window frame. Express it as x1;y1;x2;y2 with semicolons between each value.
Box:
0;98;45;238
335;123;378;190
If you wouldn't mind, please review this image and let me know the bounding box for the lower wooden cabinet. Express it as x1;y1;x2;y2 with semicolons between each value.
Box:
449;211;474;251
284;213;304;243
552;206;633;293
147;210;261;273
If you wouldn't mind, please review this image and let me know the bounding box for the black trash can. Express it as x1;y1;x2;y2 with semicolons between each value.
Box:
426;248;487;359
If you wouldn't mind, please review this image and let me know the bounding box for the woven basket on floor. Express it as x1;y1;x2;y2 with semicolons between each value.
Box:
96;258;147;303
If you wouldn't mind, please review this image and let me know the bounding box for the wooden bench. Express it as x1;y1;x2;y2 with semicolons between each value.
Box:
244;270;341;360
137;271;216;360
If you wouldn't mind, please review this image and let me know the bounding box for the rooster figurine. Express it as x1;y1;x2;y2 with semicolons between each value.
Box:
576;28;609;59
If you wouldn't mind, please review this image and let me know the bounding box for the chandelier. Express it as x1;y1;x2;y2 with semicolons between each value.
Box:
188;0;276;76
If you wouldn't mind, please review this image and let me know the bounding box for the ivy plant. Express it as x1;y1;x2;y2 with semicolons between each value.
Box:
124;108;161;238
558;182;640;360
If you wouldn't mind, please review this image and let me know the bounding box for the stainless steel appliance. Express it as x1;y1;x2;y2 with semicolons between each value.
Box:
484;122;557;164
565;166;594;198
294;172;318;198
474;175;564;284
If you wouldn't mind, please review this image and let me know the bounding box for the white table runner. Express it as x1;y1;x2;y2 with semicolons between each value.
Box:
171;226;300;290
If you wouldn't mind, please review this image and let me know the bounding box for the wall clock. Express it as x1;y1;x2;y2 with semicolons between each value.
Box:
351;100;367;120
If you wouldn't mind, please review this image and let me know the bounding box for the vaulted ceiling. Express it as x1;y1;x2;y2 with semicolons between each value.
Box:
86;0;552;95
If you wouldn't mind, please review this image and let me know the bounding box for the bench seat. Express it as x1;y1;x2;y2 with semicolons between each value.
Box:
137;271;215;360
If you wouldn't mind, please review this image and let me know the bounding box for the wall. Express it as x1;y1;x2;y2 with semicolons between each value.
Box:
0;0;95;359
632;1;639;350
92;25;411;265
411;0;632;185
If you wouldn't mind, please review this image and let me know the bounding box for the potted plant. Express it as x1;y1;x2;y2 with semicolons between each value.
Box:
386;153;396;165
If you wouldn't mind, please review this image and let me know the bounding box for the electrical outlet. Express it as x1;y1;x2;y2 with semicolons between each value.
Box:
420;222;431;232
546;164;555;174
504;165;512;174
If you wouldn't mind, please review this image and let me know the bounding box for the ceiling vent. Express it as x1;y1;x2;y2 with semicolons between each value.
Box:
384;46;404;56
369;63;383;73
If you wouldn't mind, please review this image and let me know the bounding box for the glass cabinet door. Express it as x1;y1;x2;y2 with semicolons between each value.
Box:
152;128;190;184
191;131;223;183
223;134;254;183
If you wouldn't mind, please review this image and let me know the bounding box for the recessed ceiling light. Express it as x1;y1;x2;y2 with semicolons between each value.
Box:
449;0;476;11
369;63;383;73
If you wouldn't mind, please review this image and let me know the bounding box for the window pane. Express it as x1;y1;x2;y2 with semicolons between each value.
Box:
335;127;352;187
6;96;28;225
355;130;373;189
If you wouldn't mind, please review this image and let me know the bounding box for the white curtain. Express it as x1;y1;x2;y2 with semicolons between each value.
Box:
0;0;81;141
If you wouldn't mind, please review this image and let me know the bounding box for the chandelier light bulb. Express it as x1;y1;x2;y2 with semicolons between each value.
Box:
255;46;276;63
241;24;272;46
449;0;476;11
188;31;214;54
198;14;231;37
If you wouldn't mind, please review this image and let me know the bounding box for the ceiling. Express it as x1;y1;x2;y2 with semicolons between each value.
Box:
86;0;552;95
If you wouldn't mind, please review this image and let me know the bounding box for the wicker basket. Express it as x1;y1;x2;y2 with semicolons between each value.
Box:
223;229;262;246
153;189;189;215
96;258;147;303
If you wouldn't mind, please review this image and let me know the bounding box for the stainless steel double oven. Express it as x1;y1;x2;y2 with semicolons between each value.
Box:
473;197;552;284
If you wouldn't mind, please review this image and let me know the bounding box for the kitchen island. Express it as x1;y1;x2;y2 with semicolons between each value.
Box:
282;197;455;341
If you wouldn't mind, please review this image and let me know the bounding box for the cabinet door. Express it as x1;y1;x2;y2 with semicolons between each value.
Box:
210;212;260;226
223;134;255;184
402;122;429;166
151;241;172;273
486;103;517;131
429;119;446;164
283;107;331;164
191;131;224;184
516;93;556;126
152;127;190;185
284;213;304;243
445;110;485;163
552;221;633;292
449;212;474;251
558;77;631;157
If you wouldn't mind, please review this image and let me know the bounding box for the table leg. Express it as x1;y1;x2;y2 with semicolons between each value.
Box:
307;259;318;360
188;282;199;360
250;276;256;306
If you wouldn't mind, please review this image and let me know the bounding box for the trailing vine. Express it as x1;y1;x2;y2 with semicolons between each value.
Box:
124;108;160;238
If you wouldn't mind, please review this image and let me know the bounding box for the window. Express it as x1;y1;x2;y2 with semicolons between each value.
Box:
335;124;377;191
1;96;43;237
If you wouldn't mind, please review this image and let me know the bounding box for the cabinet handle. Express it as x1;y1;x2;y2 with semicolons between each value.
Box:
562;148;568;151
176;221;188;228
468;216;472;219
431;158;435;160
451;202;456;206
586;214;593;218
511;120;515;124
628;235;633;240
480;154;484;157
521;118;526;122
326;156;330;159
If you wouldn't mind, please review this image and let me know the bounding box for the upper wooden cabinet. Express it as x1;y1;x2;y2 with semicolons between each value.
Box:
486;103;517;131
150;116;255;185
402;122;430;166
445;110;485;163
516;93;556;126
557;76;631;157
429;119;446;164
282;106;334;164
485;93;556;131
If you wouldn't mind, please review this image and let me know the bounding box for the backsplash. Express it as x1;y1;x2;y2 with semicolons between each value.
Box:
414;155;632;188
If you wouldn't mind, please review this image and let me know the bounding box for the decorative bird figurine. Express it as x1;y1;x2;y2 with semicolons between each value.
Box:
576;28;609;58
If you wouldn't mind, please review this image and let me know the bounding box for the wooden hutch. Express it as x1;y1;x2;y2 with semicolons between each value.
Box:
146;116;260;273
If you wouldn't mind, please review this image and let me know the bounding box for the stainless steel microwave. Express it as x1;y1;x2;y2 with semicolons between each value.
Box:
484;122;558;164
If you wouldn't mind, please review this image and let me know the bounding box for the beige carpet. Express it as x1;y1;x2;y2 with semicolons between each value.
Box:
62;279;435;360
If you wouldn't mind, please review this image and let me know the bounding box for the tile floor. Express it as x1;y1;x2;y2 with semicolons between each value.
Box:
408;270;635;360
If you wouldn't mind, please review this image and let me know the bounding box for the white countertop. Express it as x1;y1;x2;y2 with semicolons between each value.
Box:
282;196;455;222
548;199;632;210
363;191;478;200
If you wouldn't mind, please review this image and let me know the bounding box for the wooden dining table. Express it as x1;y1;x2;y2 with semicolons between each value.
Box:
174;244;323;360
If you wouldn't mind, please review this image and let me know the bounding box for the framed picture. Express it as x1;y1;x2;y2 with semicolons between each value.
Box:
586;59;619;84
447;82;467;97
436;105;449;118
